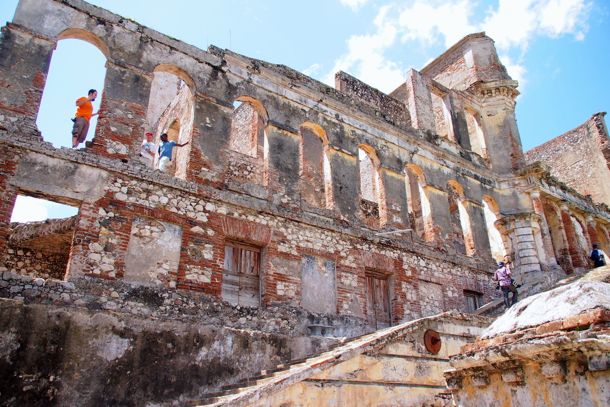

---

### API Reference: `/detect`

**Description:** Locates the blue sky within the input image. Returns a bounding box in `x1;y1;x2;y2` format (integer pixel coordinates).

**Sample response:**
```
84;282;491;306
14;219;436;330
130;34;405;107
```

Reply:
1;0;608;221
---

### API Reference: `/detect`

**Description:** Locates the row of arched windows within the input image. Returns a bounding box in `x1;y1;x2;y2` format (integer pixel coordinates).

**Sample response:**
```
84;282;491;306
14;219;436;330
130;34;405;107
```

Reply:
37;32;507;259
226;98;507;259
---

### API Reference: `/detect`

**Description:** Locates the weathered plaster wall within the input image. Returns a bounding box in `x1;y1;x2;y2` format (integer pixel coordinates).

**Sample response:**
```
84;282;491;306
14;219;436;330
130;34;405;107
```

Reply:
0;297;336;407
239;314;490;407
446;268;610;407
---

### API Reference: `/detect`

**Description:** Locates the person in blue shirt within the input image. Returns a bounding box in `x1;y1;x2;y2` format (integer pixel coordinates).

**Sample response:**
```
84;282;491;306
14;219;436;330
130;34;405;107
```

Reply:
157;133;189;172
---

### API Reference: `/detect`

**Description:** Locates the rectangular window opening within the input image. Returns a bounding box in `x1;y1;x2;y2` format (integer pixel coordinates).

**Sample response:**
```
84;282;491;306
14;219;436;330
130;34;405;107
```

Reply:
365;269;392;330
464;290;483;313
222;241;261;307
8;194;80;280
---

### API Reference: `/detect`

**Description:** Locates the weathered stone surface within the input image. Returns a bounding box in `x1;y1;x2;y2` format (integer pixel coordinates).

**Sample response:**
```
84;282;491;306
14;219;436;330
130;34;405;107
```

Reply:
0;1;608;405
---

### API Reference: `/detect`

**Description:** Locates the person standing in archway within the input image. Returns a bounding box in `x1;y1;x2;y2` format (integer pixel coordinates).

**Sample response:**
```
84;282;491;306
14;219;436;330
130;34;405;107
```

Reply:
157;133;189;173
71;89;98;148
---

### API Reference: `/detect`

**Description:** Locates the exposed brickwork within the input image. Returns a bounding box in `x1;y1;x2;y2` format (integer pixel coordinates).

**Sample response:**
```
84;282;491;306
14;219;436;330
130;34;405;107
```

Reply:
525;113;610;207
0;1;609;405
0;0;607;366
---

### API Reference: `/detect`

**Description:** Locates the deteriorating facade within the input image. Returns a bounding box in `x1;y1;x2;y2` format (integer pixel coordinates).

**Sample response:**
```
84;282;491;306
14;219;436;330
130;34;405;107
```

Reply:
0;0;609;405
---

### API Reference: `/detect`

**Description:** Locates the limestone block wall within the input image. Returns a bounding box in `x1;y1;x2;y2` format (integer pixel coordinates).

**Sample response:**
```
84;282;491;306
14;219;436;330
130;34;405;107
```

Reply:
0;140;497;325
3;247;68;280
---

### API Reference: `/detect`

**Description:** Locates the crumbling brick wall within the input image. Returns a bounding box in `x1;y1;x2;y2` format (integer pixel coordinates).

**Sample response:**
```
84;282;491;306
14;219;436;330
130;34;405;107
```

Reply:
0;0;608;336
525;113;610;207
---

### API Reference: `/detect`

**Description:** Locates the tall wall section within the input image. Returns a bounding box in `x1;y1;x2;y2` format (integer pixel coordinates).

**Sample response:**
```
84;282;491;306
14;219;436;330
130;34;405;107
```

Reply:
0;0;609;404
525;113;610;207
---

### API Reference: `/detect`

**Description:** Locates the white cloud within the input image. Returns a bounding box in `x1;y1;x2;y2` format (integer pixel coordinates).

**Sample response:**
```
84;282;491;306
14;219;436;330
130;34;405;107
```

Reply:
483;0;591;51
325;5;404;92
11;196;48;223
339;0;370;11
326;0;592;95
539;0;590;39
301;63;322;77
397;0;477;47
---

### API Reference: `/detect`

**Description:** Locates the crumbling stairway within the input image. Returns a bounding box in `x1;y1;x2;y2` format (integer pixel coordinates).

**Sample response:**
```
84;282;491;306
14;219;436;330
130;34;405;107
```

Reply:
184;333;367;406
176;311;489;407
475;265;576;317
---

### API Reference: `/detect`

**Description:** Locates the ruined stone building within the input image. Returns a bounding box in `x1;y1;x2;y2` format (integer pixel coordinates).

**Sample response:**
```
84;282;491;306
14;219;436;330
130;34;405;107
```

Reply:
0;0;608;405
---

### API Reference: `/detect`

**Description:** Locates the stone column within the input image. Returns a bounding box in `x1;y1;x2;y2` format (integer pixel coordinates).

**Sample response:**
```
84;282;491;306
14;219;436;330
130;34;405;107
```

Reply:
473;81;524;175
497;214;543;286
530;191;558;267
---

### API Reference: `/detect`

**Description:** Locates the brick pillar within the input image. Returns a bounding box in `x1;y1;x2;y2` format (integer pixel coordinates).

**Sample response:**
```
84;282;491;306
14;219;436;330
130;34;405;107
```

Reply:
0;24;55;138
0;146;21;263
586;216;599;246
559;204;586;270
87;61;151;160
530;191;558;267
66;199;133;281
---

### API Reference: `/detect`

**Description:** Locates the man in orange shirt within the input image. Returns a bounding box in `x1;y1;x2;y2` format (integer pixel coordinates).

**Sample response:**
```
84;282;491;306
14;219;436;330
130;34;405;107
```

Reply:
71;89;98;148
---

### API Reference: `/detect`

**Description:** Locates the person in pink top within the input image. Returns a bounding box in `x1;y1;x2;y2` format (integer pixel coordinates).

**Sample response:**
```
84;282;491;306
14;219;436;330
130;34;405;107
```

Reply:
494;261;518;309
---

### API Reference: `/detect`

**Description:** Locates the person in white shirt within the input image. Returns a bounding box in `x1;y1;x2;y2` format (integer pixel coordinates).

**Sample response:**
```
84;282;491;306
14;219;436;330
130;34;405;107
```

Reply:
139;132;155;168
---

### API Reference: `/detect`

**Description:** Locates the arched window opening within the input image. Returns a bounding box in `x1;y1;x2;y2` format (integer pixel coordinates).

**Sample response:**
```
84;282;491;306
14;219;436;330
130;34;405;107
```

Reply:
359;147;378;202
37;37;106;148
358;145;387;226
543;202;573;272
300;123;332;209
595;224;610;254
145;67;195;180
226;96;269;186
465;108;487;158
447;181;475;255
7;194;79;281
571;215;590;260
482;196;506;261
230;101;259;157
430;89;454;142
229;96;268;157
405;164;432;241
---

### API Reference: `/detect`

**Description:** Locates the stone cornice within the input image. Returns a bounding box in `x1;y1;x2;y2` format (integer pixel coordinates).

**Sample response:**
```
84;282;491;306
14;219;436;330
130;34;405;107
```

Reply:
470;80;520;102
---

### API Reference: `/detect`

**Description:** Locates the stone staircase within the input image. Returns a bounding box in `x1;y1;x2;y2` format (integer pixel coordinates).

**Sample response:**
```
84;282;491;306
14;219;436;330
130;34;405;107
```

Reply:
174;311;489;407
183;332;367;406
475;265;576;317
